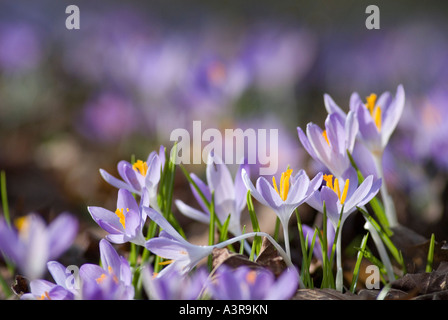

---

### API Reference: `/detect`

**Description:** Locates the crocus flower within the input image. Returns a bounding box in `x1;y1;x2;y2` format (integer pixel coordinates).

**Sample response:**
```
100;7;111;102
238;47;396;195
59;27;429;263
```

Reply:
0;213;78;280
306;168;381;291
144;206;296;278
99;145;165;211
352;85;405;157
87;188;147;246
207;265;299;300
175;153;249;237
21;261;79;300
144;206;215;277
142;265;209;300
297;111;359;181
79;239;134;300
241;167;322;258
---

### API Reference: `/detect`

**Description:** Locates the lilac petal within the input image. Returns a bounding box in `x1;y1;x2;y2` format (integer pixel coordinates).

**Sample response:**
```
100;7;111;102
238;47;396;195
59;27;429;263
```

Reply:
29;279;56;296
47;261;69;287
99;239;122;275
49;285;74;300
305;190;323;213
285;172;309;205
80;264;105;283
175;200;210;224
0;218;23;264
266;268;299;299
349;92;363;112
324;93;346;124
105;234;127;244
357;177;382;208
325;113;346;155
144;237;190;260
256;176;283;209
143;207;185;243
213;266;243;300
381;85;405;147
297;126;318;160
343;175;374;211
241;169;272;208
145;154;162;188
306;123;332;168
122;162;144;192
47;213;78;260
24;215;49;279
116;189;139;213
119;255;132;286
345;111;359;153
234;162;250;213
88;206;124;234
306;172;324;198
320;187;341;227
99;168;135;192
190;173;212;213
355;103;382;150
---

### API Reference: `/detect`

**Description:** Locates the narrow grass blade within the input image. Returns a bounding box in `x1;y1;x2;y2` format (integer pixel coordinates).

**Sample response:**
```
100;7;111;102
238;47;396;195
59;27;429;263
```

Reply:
350;232;370;293
426;233;436;273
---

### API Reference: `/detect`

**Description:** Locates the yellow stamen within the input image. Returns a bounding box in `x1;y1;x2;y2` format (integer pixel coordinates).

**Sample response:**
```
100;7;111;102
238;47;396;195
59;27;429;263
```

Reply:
38;291;51;300
96;273;107;284
365;93;382;131
272;169;293;201
14;216;29;233
132;160;148;176
323;175;350;205
322;130;330;145
158;259;175;266
115;208;126;229
246;270;257;285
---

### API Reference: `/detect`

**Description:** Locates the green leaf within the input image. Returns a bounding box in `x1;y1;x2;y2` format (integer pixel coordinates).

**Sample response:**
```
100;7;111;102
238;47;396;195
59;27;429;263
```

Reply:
350;232;370;293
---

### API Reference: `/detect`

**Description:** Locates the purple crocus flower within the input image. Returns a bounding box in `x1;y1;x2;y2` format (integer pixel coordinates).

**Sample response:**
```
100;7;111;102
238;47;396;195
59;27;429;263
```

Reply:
88;188;147;246
99;146;165;211
144;206;215;277
241;168;322;258
143;265;209;300
297;111;359;181
306;168;381;291
0;213;78;280
207;265;299;300
175;153;249;237
306;169;381;230
79;239;134;300
352;85;405;157
21;261;78;300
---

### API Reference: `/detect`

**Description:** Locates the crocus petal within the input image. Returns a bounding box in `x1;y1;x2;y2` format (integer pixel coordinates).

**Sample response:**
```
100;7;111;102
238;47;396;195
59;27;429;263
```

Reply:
349;92;363;112
143;207;185;243
306;123;332;169
145;237;191;260
256;176;283;209
99;239;122;275
297;126;319;161
355;103;382;151
320;187;341;228
175;200;210;224
343;175;374;211
241;169;272;208
190;173;212;213
47;261;69;287
324;93;346;123
47;213;78;260
24;215;49;279
145;154;162;188
116;189;139;214
381;85;405;148
88;206;124;234
234;162;250;213
265;268;299;299
100;168;136;193
285;171;309;205
121;162;144;192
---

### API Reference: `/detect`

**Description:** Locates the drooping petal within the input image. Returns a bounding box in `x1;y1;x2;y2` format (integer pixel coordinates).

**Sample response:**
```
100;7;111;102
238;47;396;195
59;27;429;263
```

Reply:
175;200;210;224
143;207;185;243
99;168;136;193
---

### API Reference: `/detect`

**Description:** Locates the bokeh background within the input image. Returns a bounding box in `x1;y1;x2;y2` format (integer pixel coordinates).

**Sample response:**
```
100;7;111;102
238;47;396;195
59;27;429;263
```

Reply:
1;0;448;243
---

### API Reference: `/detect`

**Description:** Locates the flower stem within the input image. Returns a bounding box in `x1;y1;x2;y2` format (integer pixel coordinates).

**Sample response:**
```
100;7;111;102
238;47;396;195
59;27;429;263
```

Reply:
373;153;398;228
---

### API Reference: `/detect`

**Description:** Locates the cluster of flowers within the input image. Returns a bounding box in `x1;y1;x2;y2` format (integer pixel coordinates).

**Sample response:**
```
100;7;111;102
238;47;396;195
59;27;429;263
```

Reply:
0;85;405;299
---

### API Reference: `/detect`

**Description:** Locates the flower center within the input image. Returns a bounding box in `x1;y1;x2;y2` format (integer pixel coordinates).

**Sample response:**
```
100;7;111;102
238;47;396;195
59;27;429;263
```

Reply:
114;208;128;229
365;93;382;131
323;174;349;205
132;160;148;176
272;169;293;201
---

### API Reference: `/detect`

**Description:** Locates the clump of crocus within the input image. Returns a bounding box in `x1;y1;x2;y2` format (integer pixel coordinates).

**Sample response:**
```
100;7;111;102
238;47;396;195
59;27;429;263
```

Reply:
175;153;250;238
0;213;78;280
